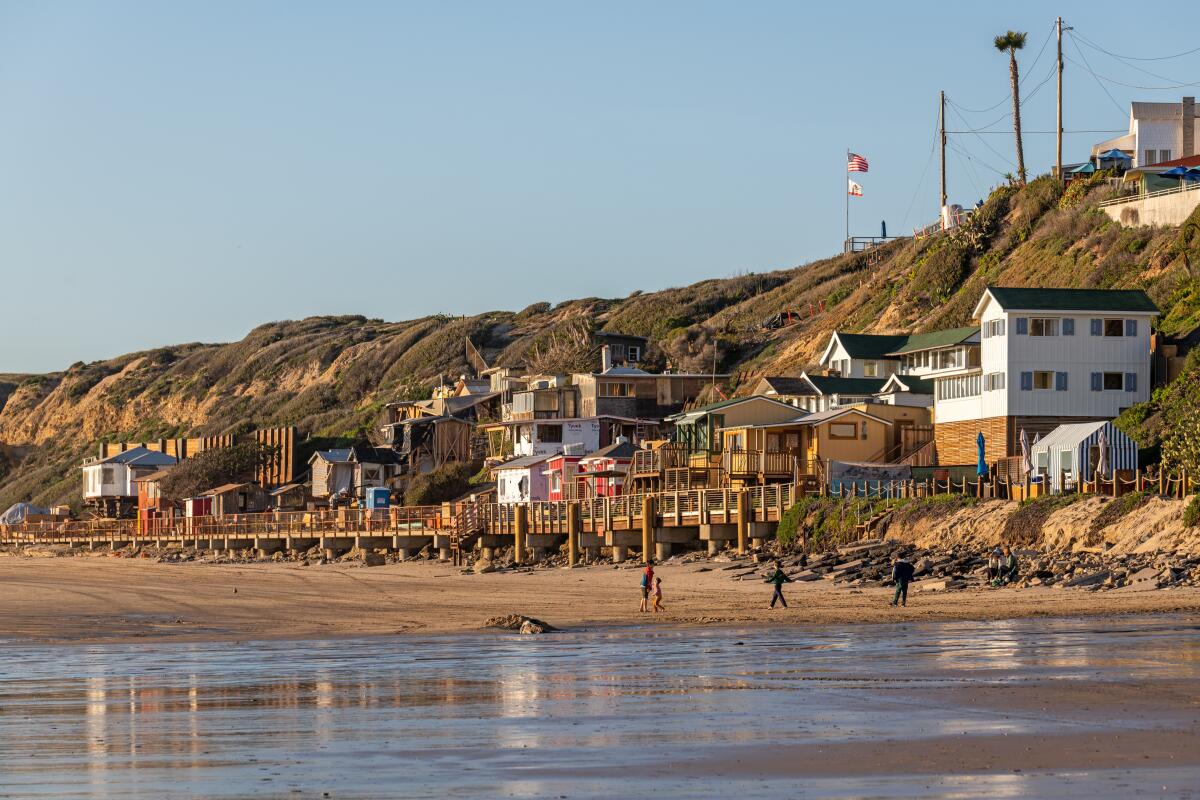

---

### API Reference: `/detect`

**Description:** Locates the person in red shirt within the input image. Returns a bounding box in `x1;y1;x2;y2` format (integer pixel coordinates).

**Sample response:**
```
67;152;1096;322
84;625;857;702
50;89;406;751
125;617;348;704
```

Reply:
639;563;655;612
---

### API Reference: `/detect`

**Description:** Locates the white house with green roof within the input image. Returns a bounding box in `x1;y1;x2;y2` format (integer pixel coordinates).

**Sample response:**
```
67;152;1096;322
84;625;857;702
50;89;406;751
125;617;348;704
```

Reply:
933;286;1158;463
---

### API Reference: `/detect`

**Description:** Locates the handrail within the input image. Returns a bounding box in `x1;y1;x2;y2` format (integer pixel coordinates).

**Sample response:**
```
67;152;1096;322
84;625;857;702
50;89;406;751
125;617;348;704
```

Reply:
1097;180;1200;208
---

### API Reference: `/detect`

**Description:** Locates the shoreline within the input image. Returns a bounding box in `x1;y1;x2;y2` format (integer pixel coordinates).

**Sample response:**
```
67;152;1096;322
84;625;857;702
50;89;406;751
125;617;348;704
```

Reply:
3;554;1199;647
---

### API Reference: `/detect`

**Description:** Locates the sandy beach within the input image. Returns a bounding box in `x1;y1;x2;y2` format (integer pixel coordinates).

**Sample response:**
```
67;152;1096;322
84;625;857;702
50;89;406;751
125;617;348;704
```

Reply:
2;553;1199;645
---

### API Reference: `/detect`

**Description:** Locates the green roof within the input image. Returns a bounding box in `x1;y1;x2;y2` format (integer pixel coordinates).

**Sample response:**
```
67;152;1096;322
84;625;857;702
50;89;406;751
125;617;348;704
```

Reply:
805;375;887;395
665;395;791;422
984;286;1158;314
882;375;936;395
887;326;979;355
833;332;910;360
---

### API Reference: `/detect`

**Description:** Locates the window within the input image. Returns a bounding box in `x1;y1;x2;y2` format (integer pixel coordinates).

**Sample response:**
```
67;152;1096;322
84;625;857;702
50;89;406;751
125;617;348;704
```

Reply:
1161;149;1171;163
936;349;963;370
984;372;1005;391
1030;318;1059;336
1144;149;1156;166
627;346;641;363
984;319;1005;338
1103;318;1124;337
1103;372;1124;391
863;361;879;377
921;351;930;368
599;381;634;397
829;422;857;439
537;424;563;443
935;374;981;401
1033;371;1054;390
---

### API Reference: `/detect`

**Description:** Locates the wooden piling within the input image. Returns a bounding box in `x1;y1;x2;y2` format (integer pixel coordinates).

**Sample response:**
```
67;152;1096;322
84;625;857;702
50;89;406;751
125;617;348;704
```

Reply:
641;496;655;564
567;502;580;567
514;504;528;565
736;489;749;555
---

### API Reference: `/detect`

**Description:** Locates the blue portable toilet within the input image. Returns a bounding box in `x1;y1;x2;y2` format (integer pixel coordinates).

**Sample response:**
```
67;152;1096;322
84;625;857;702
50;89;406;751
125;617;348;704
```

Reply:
365;487;391;510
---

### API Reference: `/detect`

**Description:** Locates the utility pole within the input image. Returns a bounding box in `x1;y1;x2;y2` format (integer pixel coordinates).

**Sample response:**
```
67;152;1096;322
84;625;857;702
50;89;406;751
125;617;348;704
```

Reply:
1056;16;1064;184
939;90;947;212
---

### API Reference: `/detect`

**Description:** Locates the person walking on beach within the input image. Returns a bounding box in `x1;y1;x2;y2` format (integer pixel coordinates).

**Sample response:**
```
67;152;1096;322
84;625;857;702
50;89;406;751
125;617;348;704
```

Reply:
890;555;915;607
639;563;655;612
765;561;792;609
652;577;664;612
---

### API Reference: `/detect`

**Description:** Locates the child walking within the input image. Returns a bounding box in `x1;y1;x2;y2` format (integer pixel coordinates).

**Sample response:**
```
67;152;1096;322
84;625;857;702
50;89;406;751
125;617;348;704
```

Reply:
652;576;664;612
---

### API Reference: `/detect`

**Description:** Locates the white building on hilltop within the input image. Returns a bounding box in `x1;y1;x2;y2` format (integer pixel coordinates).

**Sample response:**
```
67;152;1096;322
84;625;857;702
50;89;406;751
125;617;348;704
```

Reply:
1092;96;1196;167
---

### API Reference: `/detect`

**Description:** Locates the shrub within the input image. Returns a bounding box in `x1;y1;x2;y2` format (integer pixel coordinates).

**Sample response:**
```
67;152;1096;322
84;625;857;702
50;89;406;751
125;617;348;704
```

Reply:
404;461;483;506
1184;494;1200;529
158;441;279;500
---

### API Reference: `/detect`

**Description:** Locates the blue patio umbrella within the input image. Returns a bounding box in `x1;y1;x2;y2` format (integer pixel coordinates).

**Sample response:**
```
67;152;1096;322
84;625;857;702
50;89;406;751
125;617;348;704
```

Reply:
976;431;988;478
1097;149;1130;162
1157;165;1197;188
1070;162;1096;174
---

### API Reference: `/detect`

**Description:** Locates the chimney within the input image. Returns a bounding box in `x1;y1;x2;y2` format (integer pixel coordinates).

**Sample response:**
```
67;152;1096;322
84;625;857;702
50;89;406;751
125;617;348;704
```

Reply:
1184;96;1196;157
601;344;612;372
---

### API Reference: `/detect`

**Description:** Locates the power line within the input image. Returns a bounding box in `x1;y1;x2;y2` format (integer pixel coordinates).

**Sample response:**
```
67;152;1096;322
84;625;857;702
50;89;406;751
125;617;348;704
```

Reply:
1067;37;1126;115
1067;31;1200;62
946;129;1125;134
946;103;1017;169
946;56;1058;133
949;140;1009;178
1071;31;1200;88
950;22;1057;114
1064;50;1200;91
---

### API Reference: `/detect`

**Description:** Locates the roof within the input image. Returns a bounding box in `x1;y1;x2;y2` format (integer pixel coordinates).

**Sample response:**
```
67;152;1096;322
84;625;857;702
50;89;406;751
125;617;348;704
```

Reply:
352;445;402;465
886;326;980;355
756;376;813;396
1131;101;1200;121
1029;420;1129;453
879;374;935;395
720;406;890;431
493;454;553;470
1127;154;1200;174
975;286;1159;316
133;467;174;483
828;332;910;360
202;482;255;496
803;374;888;396
309;448;353;464
580;440;639;461
600;366;650;376
799;407;893;427
91;447;179;469
269;483;306;496
594;330;649;343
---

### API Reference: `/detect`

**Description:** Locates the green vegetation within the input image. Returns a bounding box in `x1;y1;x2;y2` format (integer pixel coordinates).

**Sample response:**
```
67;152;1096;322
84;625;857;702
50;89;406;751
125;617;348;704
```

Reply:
1184;494;1200;529
403;461;484;506
157;442;278;500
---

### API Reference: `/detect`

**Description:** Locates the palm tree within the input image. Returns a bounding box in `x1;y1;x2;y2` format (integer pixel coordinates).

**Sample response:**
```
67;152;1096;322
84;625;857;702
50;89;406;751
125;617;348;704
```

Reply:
994;30;1028;185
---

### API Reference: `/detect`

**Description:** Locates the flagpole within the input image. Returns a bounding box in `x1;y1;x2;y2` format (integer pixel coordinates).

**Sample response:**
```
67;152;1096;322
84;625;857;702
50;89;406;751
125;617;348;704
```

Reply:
844;149;849;250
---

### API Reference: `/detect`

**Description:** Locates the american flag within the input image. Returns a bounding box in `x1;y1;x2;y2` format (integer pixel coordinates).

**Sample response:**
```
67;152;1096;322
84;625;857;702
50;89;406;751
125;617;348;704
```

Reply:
848;179;863;197
847;152;869;173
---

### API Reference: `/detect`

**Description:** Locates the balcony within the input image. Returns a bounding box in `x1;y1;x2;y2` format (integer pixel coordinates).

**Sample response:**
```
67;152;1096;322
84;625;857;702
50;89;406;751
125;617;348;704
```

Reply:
722;450;797;478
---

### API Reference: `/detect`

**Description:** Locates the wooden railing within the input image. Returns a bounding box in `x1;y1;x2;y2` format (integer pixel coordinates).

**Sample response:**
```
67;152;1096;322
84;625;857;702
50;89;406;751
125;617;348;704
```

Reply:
721;450;795;476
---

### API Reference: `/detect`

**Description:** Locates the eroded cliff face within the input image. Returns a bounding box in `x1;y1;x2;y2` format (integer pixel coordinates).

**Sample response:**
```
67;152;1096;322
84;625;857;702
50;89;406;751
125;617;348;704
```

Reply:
3;175;1197;509
884;497;1200;556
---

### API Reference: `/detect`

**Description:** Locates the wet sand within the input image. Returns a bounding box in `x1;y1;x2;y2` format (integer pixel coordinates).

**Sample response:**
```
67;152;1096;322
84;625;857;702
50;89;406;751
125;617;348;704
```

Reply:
1;554;1199;645
1;617;1198;798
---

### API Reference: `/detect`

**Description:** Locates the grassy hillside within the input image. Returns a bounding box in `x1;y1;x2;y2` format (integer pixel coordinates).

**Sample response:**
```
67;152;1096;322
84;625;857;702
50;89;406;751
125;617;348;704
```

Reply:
3;172;1199;510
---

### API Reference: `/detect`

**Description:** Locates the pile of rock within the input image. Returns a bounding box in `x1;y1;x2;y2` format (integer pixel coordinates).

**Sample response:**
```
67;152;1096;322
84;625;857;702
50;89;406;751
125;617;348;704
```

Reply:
722;538;1200;593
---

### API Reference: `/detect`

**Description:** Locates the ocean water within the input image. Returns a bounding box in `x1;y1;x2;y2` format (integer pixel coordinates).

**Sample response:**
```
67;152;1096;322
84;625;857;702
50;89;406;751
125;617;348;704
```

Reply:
1;616;1198;799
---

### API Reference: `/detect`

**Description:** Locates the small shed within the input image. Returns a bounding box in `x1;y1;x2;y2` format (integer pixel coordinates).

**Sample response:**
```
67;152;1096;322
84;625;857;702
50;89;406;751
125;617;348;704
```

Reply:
309;449;354;498
1030;420;1138;493
202;482;270;517
269;483;309;511
494;454;552;504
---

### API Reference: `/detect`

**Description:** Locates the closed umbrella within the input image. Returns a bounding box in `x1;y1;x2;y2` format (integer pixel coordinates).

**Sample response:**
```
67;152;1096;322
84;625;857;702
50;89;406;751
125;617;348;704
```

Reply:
976;431;988;478
1096;426;1110;480
1020;429;1032;479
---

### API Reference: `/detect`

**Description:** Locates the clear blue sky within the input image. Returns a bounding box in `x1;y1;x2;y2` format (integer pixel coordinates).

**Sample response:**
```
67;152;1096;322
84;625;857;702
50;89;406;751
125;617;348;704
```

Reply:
3;0;1197;372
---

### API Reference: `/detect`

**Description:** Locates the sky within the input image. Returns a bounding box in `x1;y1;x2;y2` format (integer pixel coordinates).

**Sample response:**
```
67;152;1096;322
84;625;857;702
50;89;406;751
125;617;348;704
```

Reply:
3;0;1199;372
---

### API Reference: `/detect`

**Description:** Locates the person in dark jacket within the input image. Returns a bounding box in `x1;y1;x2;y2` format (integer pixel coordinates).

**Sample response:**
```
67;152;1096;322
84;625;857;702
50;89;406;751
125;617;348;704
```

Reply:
765;561;793;609
890;556;915;607
999;546;1019;585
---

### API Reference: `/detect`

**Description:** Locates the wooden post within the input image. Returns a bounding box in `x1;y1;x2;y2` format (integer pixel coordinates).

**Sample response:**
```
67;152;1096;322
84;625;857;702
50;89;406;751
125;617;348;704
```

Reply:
514;504;528;565
641;496;655;565
1160;468;1165;496
736;489;749;555
567;502;580;567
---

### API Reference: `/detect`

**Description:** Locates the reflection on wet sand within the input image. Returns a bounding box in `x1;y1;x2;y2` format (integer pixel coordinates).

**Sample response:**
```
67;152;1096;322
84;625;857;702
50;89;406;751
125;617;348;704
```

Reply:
1;616;1199;798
